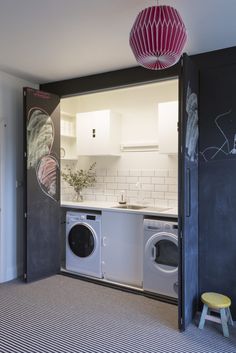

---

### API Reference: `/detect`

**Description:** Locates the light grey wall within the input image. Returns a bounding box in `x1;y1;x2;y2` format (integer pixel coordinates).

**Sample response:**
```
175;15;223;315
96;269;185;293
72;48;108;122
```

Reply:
0;71;38;282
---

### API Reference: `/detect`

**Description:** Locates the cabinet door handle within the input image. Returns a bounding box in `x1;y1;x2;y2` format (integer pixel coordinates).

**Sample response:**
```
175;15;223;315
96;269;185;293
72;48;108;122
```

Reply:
102;237;107;247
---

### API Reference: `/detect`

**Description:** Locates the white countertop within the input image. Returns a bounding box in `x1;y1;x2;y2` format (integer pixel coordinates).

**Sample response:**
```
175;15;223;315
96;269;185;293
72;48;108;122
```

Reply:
61;200;178;218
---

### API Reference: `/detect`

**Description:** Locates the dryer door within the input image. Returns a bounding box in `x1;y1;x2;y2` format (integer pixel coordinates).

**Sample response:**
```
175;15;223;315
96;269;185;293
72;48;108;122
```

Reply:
146;232;178;273
68;223;96;258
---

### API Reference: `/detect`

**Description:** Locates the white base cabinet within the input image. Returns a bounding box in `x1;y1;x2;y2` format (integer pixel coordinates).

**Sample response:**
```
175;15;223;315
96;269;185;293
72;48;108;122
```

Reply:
102;211;143;288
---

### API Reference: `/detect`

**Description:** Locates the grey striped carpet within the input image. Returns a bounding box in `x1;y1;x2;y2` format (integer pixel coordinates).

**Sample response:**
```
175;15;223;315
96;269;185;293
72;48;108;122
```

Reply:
0;275;235;353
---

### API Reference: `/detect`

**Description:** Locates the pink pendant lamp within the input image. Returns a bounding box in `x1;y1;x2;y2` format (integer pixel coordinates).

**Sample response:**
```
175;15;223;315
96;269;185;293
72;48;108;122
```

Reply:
129;4;187;70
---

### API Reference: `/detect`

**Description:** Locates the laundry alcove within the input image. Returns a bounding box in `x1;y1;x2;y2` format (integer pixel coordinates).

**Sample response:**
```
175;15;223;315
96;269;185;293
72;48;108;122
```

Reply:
23;53;199;332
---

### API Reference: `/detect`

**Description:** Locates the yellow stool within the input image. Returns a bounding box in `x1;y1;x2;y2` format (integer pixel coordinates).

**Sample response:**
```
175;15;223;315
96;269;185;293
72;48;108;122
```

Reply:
198;292;234;337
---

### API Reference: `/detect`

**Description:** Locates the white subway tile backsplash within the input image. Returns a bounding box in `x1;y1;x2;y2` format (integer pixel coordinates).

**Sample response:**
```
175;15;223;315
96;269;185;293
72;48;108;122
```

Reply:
140;176;151;184
168;169;178;177
155;199;168;207
141;170;155;177
143;198;154;205
104;176;115;183
106;183;117;190
61;166;178;205
170;200;178;206
83;194;95;201
141;191;151;198
96;195;107;201
97;168;107;176
94;183;104;190
165;177;177;185
141;184;154;191
165;192;178;200
105;190;115;195
106;169;117;176
168;200;178;208
152;191;165;199
106;195;118;202
117;183;129;190
116;176;126;183
168;184;178;192
96;176;104;183
154;184;168;192
155;169;168;177
118;170;129;177
129;169;141;176
126;176;139;183
152;177;165;184
127;190;138;197
129;183;140;191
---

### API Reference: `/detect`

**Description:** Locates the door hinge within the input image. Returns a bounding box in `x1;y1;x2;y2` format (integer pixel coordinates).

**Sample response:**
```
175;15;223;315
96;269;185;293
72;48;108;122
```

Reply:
24;273;27;280
24;212;27;219
24;152;27;158
180;317;183;325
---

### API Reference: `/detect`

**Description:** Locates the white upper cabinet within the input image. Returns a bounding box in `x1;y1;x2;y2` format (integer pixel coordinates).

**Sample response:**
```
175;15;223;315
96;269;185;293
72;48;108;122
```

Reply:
158;101;178;154
76;109;121;156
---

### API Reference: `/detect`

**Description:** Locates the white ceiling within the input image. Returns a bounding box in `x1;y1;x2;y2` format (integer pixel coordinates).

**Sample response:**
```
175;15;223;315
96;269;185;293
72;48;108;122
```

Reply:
0;0;236;84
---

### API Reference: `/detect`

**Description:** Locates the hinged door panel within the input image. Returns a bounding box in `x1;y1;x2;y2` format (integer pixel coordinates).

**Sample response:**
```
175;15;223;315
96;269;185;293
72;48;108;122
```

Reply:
178;54;199;330
24;87;61;282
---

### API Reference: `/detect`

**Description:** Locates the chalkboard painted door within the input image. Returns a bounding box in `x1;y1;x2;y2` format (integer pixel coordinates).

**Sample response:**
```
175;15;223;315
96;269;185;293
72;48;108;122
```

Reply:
178;54;199;330
23;87;61;282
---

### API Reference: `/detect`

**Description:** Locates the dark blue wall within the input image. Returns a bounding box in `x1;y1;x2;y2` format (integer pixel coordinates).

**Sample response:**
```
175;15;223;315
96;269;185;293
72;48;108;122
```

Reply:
195;50;236;317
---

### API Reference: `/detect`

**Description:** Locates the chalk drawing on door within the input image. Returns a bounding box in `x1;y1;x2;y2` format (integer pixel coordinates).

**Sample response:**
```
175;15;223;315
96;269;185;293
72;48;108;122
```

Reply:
27;108;54;169
185;82;199;162
200;109;236;161
36;155;59;202
27;107;59;201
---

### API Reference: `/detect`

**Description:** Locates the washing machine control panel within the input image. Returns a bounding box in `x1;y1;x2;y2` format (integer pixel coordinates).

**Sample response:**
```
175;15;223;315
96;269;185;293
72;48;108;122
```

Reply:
66;212;99;224
143;218;178;234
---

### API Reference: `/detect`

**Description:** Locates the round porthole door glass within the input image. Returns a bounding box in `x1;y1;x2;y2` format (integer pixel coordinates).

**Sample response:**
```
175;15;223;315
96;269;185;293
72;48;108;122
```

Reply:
154;239;178;269
68;224;95;258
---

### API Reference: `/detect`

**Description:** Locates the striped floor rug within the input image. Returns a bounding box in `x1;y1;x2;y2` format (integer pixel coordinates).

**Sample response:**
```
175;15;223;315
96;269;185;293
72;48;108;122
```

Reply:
0;275;235;353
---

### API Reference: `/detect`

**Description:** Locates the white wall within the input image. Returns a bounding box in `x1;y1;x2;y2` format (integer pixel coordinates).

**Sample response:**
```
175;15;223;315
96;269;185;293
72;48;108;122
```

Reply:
0;71;38;283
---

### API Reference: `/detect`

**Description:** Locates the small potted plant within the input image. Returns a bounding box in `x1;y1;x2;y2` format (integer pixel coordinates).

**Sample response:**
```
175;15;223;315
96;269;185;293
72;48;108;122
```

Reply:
61;162;96;201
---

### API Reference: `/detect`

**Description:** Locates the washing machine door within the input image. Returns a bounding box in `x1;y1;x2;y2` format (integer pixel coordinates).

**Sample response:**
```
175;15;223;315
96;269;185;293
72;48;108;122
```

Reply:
146;232;178;273
68;223;96;258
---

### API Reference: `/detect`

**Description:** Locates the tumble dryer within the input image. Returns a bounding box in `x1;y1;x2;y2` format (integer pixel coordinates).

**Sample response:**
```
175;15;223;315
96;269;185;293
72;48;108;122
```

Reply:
66;211;102;278
143;218;178;298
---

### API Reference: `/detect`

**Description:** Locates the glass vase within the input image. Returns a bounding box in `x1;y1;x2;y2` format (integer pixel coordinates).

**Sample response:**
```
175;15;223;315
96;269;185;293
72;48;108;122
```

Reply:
74;190;83;202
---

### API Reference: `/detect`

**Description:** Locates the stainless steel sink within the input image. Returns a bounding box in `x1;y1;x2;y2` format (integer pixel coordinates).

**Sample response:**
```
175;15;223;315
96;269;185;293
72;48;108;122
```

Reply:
112;204;147;210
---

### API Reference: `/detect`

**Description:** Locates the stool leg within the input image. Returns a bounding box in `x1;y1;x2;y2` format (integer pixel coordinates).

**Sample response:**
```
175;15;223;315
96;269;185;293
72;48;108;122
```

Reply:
199;304;208;329
226;308;234;326
220;308;229;337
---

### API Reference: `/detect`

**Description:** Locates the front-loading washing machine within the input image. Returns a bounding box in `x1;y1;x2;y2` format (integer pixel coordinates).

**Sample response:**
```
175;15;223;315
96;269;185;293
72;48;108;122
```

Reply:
143;218;178;298
66;211;102;278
